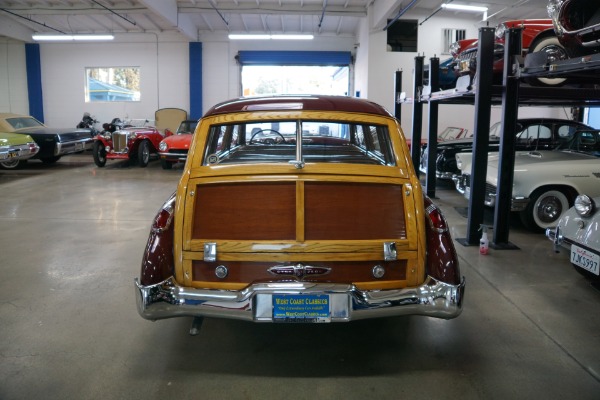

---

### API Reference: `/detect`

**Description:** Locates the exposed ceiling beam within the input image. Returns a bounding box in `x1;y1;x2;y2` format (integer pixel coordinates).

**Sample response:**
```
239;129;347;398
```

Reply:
0;13;35;42
140;0;197;39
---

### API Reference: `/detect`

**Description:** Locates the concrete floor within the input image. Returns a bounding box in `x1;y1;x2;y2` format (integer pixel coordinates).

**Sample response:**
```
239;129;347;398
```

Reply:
1;153;599;400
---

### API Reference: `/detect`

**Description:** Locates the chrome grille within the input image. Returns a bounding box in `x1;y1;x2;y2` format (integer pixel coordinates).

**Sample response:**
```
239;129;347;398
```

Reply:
458;49;477;63
112;132;128;152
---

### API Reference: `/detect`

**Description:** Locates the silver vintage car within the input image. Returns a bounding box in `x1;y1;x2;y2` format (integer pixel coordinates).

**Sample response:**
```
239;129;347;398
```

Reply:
454;149;600;232
547;195;600;280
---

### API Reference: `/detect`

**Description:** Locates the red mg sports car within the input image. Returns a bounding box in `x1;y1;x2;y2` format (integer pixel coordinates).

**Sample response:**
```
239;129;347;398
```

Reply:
93;119;168;168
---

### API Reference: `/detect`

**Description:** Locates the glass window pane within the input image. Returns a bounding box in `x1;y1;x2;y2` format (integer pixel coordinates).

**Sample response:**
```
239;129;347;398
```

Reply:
85;67;140;102
203;120;395;166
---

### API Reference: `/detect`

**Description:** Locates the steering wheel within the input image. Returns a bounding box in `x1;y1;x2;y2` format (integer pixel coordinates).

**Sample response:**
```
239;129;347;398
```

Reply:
249;129;286;144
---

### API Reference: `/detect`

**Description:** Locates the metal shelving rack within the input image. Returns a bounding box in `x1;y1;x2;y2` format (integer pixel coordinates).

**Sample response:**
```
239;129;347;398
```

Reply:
403;26;600;249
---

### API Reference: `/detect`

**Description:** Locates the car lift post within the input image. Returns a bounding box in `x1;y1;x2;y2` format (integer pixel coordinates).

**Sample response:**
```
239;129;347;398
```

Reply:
425;56;440;198
411;55;425;173
492;28;521;249
458;27;495;246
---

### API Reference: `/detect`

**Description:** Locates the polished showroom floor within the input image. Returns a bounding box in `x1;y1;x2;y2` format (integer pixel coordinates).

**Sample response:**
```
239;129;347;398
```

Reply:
1;153;599;399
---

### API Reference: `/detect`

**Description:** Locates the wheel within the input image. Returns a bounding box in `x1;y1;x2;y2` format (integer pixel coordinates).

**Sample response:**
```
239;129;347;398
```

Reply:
161;159;173;169
520;188;570;232
92;141;107;167
526;36;569;86
138;140;150;167
0;158;22;169
249;129;285;144
40;156;61;164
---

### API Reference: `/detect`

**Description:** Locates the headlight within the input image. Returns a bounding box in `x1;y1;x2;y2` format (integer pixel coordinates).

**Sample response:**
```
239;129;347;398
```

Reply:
449;41;461;57
159;141;168;151
495;23;507;40
547;0;564;19
574;194;595;217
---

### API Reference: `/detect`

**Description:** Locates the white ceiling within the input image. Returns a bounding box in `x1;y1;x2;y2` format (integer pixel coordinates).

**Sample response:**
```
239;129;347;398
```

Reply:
0;0;553;42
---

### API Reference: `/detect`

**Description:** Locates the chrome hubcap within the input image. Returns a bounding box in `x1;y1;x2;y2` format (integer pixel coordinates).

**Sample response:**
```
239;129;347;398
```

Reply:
537;196;563;224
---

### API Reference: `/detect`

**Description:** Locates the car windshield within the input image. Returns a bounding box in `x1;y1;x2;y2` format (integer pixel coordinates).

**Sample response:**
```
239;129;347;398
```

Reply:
203;120;395;166
6;117;44;130
178;121;198;135
439;127;468;140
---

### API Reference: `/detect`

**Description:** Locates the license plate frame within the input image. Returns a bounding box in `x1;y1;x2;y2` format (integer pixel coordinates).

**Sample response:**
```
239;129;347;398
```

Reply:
272;294;331;323
570;244;600;275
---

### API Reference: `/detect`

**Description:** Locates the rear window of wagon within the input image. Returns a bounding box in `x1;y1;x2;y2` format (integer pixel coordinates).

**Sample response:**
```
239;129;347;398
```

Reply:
202;120;396;166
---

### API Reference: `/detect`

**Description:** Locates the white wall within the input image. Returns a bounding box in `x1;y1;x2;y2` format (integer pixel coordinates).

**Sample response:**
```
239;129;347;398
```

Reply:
0;13;570;130
199;32;357;113
0;38;29;114
0;33;190;128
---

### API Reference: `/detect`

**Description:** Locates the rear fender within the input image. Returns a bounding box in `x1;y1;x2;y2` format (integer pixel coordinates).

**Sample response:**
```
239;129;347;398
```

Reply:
140;193;176;285
424;196;461;285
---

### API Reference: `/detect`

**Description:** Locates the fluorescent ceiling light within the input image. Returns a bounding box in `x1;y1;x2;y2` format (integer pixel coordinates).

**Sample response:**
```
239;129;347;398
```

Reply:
228;34;271;40
271;34;314;40
441;4;488;12
228;34;314;40
32;34;115;41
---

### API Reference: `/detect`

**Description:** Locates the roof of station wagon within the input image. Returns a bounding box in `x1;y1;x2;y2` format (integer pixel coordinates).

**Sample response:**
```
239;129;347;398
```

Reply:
204;95;394;118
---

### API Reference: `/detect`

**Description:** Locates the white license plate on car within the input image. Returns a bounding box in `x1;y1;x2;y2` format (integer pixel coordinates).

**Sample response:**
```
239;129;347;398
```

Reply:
570;244;600;275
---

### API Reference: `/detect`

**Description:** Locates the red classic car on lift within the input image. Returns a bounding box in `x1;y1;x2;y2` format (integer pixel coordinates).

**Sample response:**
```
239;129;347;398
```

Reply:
452;19;569;86
92;118;169;167
548;0;600;56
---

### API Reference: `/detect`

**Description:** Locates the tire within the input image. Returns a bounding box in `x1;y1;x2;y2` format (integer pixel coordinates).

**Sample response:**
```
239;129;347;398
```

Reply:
527;36;569;87
40;156;61;164
138;140;150;167
0;159;22;169
160;159;173;170
520;188;571;232
92;141;107;167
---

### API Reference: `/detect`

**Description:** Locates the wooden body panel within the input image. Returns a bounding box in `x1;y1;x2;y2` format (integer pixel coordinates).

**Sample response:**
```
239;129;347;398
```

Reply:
172;109;426;290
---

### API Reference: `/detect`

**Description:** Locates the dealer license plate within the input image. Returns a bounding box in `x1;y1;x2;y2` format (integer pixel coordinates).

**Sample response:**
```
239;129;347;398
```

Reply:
272;294;331;322
570;244;600;275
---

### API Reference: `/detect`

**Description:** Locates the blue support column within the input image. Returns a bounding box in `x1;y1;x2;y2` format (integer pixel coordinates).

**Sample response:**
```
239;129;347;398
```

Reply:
189;42;203;120
25;43;44;122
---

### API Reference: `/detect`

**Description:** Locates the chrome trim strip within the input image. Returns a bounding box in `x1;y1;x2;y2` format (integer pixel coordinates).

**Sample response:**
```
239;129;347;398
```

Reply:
134;275;465;322
55;138;94;155
159;151;188;161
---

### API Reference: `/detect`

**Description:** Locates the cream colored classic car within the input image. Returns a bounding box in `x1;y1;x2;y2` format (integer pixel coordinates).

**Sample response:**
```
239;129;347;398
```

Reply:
134;95;465;333
454;149;600;231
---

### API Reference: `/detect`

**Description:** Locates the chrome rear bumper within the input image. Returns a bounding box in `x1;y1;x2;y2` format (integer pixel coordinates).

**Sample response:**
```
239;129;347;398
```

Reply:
134;275;465;322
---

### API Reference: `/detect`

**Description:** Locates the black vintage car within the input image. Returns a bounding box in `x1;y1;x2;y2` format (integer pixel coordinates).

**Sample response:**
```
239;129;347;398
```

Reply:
420;118;591;179
0;113;94;168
